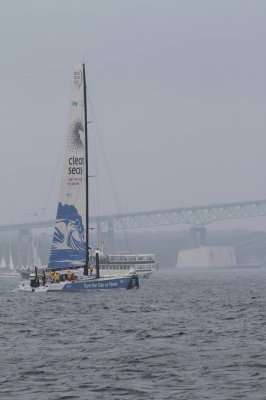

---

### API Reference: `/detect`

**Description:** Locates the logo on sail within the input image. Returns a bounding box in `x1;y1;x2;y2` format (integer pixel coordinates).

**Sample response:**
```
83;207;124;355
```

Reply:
67;119;84;152
73;69;82;88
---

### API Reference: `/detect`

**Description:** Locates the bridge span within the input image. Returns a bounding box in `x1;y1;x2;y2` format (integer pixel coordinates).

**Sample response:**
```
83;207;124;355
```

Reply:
1;199;266;233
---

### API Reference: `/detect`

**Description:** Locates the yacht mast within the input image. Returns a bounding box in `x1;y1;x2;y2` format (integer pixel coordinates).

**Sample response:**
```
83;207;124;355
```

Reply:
83;63;89;275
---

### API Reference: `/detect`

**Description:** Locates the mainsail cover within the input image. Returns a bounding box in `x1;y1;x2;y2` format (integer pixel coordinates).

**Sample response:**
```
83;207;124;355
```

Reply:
48;65;87;270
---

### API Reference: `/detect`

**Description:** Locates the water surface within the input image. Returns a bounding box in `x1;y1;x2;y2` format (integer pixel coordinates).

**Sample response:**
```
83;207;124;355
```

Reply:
0;267;265;399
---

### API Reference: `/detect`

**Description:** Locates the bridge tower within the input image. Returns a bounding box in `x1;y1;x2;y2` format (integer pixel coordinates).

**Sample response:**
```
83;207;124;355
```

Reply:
190;226;207;247
100;221;115;253
17;228;31;267
177;226;236;268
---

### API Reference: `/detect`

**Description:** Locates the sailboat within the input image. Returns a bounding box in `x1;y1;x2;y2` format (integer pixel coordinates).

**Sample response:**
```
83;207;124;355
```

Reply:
18;64;139;292
0;256;7;270
20;233;44;279
0;228;20;278
6;242;20;277
0;256;7;274
27;234;42;267
0;251;20;277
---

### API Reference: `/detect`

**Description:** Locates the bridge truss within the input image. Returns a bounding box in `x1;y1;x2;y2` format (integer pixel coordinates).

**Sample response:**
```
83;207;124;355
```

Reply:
1;200;266;233
100;199;266;230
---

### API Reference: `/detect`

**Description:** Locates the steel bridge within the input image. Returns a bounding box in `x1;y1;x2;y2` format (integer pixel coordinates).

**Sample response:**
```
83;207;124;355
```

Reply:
1;199;266;233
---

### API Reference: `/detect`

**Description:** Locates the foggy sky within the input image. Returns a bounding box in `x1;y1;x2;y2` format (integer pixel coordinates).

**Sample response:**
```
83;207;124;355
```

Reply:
1;0;266;231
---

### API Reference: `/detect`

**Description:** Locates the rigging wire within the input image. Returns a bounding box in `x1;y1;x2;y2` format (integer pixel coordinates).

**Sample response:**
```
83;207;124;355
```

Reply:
92;127;100;249
86;86;131;252
34;143;65;255
86;119;101;250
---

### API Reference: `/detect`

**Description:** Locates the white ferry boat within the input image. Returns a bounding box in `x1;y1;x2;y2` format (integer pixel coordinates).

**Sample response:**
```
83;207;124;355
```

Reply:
96;253;157;278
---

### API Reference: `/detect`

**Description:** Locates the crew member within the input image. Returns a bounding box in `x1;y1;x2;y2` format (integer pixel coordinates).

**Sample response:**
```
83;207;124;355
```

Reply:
41;270;46;286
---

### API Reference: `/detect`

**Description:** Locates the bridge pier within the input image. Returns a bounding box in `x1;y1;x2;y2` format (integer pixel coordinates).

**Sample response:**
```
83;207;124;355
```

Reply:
100;221;115;253
190;226;207;247
177;226;237;267
17;229;31;267
107;221;115;252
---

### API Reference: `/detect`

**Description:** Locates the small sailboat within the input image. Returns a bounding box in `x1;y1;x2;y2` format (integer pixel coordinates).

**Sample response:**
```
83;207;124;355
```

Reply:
0;227;20;278
28;234;42;268
9;251;14;271
20;233;43;279
0;256;7;270
6;247;20;277
0;252;20;277
19;64;139;292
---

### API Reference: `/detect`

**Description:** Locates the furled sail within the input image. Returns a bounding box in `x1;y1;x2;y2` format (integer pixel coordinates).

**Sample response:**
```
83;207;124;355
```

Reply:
48;65;87;270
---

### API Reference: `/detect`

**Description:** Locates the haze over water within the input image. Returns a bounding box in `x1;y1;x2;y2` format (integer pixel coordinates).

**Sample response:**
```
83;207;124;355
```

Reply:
1;267;265;400
1;1;266;232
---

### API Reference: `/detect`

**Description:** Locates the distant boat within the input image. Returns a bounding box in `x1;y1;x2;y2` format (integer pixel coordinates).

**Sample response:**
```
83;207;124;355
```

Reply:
0;256;7;270
19;64;139;292
96;252;156;278
0;252;20;278
9;251;14;271
26;233;42;268
20;234;43;279
0;224;20;278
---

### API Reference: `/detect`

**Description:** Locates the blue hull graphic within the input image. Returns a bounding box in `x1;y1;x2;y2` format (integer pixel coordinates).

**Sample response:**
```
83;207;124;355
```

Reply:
61;276;138;291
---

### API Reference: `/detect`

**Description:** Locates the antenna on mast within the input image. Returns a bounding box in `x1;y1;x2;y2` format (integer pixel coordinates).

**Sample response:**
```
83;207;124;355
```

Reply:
82;52;88;65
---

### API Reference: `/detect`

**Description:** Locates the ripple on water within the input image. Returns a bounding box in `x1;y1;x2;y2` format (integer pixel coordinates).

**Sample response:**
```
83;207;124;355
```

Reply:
0;268;266;400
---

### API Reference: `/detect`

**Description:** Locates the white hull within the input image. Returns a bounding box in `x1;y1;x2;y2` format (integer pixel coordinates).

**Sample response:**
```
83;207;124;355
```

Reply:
100;268;153;279
0;271;20;278
134;269;153;278
18;281;66;292
18;274;138;292
18;282;50;292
